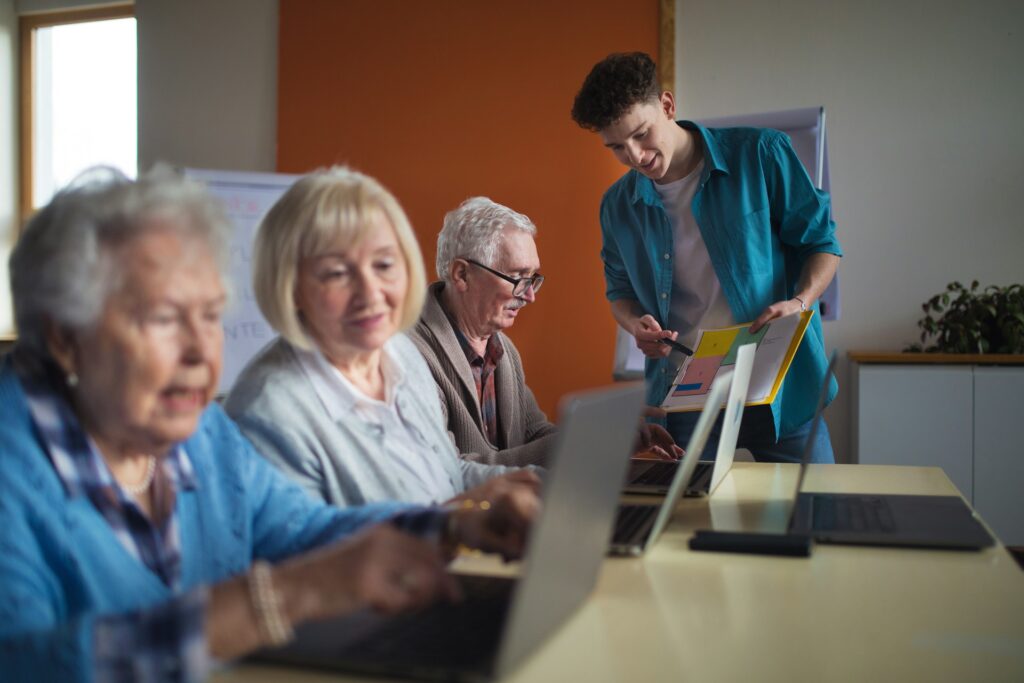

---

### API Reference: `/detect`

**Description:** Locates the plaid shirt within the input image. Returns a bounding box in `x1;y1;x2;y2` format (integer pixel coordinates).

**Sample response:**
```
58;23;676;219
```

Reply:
441;306;506;448
21;372;193;591
460;333;504;447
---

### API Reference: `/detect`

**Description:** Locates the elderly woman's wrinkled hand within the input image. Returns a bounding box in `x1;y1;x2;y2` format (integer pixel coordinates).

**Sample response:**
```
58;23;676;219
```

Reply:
447;484;540;561
275;524;461;624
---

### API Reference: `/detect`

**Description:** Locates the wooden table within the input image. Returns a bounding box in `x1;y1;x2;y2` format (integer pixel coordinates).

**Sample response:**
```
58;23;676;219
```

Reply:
215;463;1024;682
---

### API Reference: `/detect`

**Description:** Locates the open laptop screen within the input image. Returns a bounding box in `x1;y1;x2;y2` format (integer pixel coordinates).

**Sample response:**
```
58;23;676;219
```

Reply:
785;350;838;531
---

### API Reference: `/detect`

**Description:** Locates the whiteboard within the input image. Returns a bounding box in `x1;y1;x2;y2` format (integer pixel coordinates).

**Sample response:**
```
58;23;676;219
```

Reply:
613;107;838;380
184;168;300;393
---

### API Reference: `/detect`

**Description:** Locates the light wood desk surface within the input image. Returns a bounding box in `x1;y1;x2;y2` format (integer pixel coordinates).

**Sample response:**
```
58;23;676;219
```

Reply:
216;464;1024;682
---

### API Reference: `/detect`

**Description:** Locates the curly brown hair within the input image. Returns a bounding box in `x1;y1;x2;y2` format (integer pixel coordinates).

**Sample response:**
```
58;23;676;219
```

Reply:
571;52;661;131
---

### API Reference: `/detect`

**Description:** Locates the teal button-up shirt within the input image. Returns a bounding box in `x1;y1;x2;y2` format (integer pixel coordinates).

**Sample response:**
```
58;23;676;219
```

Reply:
599;121;842;437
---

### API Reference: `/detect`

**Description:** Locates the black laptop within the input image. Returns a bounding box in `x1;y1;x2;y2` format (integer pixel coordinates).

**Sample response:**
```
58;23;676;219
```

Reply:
252;383;647;681
787;353;995;550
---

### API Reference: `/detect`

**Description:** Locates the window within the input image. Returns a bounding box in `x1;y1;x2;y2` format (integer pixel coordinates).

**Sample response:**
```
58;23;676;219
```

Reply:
19;4;136;219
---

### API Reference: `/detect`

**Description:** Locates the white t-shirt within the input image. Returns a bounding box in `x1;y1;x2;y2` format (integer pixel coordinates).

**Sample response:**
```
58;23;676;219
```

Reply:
296;344;459;503
654;160;736;348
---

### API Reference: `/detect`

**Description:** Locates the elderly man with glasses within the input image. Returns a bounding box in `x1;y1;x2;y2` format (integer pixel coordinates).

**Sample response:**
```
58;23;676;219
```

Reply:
409;197;557;468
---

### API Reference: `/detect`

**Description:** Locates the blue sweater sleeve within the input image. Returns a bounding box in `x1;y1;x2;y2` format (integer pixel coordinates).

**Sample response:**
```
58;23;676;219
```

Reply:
0;589;209;683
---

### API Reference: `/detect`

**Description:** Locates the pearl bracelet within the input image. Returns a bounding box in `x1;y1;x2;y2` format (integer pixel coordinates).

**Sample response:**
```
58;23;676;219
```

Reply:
248;560;294;647
793;295;808;312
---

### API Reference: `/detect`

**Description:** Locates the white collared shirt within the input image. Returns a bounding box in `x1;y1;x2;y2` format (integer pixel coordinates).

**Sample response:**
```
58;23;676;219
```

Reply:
295;342;459;504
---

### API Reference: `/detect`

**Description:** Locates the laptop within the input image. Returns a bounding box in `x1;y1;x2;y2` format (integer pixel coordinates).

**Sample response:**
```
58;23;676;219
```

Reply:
622;457;711;496
787;353;995;550
609;369;733;556
253;383;647;681
622;343;755;498
707;343;754;495
610;344;756;555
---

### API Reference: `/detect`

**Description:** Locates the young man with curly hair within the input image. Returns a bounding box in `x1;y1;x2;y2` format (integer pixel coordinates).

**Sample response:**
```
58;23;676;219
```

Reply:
571;52;842;463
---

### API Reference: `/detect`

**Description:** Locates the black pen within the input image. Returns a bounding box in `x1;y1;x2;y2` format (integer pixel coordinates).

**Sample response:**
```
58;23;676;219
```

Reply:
659;337;694;357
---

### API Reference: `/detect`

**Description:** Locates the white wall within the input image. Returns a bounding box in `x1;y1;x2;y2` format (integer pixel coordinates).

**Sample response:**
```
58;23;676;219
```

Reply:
136;0;277;172
675;0;1024;462
2;0;279;341
0;0;16;338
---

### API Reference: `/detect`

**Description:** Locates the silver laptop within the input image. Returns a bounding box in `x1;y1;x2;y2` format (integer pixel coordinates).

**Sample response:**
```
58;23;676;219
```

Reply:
708;343;755;495
253;383;647;681
623;344;756;496
610;344;755;555
787;353;995;550
622;446;713;496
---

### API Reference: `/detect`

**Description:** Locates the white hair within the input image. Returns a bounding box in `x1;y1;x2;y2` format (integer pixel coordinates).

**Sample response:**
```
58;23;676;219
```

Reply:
435;197;536;282
10;165;232;372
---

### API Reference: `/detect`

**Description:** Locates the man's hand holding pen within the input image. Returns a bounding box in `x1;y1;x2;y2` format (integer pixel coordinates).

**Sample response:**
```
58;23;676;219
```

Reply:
633;314;678;358
631;314;694;359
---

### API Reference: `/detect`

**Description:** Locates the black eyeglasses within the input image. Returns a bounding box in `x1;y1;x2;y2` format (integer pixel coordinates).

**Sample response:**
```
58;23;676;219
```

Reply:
467;259;545;297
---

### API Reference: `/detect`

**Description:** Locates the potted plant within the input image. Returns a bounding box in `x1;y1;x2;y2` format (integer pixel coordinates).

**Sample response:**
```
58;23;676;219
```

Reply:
906;281;1024;353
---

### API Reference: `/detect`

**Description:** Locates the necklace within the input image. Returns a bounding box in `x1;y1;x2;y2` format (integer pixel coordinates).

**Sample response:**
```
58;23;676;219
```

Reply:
121;455;157;496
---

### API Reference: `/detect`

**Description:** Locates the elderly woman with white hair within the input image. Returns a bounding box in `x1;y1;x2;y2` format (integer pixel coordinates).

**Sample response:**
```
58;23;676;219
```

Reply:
0;168;534;680
224;167;540;507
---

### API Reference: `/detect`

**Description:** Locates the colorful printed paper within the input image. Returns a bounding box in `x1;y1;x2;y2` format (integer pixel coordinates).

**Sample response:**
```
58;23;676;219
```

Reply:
661;311;813;413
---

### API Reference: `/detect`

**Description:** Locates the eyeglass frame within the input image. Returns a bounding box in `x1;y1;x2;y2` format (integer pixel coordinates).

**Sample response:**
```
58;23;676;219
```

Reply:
465;258;545;297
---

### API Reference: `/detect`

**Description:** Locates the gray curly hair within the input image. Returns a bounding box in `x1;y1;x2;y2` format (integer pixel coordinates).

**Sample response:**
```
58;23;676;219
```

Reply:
435;197;536;282
9;165;232;371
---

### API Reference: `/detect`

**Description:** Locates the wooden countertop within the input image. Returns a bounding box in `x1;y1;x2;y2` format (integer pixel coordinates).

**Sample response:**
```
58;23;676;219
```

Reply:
848;351;1024;365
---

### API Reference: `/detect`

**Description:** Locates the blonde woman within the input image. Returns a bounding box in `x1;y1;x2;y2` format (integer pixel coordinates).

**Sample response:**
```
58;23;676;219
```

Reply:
225;167;539;507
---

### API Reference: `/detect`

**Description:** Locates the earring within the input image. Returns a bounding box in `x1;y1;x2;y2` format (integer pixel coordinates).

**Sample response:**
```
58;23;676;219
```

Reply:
67;372;79;388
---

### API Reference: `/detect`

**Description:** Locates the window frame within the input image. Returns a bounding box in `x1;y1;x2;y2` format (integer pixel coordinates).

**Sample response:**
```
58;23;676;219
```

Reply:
18;3;135;225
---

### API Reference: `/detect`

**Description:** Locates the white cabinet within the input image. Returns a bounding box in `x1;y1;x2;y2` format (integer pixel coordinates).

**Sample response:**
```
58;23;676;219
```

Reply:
851;355;1024;545
973;367;1024;548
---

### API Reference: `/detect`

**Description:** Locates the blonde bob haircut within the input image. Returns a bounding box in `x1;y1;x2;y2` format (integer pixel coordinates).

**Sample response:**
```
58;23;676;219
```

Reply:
252;166;427;351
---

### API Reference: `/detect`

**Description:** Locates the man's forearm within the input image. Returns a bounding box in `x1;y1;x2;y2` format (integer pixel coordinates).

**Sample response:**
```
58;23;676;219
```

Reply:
795;253;840;305
609;298;646;334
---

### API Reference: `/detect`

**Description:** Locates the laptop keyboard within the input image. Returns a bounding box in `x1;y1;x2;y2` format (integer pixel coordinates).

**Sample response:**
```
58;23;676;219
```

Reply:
630;461;677;486
339;574;514;670
612;504;658;546
629;461;712;494
811;495;897;534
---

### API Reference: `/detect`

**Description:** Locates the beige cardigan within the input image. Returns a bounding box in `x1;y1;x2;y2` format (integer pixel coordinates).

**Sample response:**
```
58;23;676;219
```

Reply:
408;282;559;467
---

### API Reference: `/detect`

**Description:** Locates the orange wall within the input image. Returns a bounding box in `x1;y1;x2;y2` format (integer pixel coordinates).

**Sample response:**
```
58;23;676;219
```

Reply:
278;0;658;418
